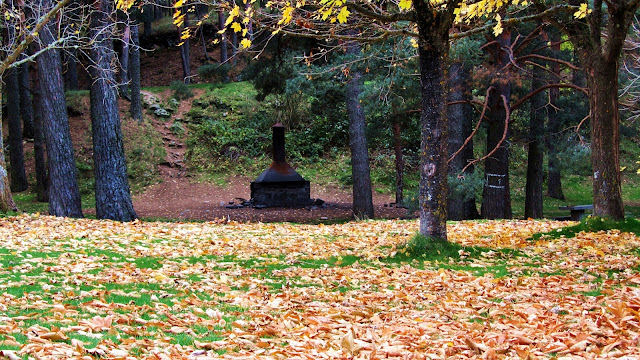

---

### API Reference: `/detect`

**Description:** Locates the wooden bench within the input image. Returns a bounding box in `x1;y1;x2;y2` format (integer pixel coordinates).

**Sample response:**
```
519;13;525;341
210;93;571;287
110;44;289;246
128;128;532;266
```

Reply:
557;205;593;221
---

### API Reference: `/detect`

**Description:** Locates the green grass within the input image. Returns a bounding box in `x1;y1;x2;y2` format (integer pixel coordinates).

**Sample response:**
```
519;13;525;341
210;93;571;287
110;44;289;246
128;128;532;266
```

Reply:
531;217;640;240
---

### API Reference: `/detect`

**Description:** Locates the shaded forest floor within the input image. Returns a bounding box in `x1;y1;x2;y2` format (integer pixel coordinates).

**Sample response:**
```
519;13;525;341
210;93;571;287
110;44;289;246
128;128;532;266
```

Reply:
54;40;410;223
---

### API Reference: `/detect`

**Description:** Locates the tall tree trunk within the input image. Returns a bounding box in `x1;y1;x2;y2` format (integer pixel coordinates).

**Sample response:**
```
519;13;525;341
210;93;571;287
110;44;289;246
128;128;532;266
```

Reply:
18;63;35;139
119;24;131;99
63;50;79;91
414;1;452;240
179;7;191;84
195;5;211;62
547;31;565;200
231;31;238;65
0;82;19;212
5;67;29;192
482;30;512;220
346;44;374;219
392;117;404;206
525;60;546;219
447;61;478;220
218;10;228;63
31;63;49;202
37;14;83;217
583;58;625;219
130;24;143;122
89;0;137;222
143;3;153;39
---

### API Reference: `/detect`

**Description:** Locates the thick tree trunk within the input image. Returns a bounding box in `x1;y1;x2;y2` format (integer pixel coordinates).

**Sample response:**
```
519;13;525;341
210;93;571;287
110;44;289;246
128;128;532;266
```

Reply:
89;0;137;222
392;119;404;206
0;83;19;212
18;63;35;139
129;24;143;122
525;62;546;219
37;19;83;217
143;3;153;39
31;63;49;202
547;31;565;200
482;30;512;220
346;44;374;219
5;67;29;192
584;59;625;219
414;2;451;240
447;61;478;220
63;50;79;91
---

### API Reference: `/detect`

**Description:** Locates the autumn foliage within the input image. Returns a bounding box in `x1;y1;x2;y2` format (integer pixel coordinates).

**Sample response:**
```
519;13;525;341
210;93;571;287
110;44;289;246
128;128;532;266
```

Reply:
1;215;640;358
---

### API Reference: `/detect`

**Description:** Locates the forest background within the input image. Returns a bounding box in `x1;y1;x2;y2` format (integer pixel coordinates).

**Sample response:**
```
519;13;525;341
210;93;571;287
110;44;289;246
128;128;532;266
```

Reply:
0;0;639;228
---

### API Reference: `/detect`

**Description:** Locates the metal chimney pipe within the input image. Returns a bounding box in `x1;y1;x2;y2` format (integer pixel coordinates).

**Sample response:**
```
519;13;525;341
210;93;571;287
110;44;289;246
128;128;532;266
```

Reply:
272;123;286;163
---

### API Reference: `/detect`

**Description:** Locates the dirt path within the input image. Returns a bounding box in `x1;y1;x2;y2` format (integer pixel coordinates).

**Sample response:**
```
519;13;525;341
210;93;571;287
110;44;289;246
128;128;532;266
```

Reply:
132;91;411;223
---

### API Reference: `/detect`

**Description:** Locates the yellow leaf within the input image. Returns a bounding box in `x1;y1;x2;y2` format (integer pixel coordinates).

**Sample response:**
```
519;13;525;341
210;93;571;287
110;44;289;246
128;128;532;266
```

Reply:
240;38;252;48
175;0;184;8
337;6;350;23
493;14;503;36
231;22;242;32
398;0;412;10
574;3;591;19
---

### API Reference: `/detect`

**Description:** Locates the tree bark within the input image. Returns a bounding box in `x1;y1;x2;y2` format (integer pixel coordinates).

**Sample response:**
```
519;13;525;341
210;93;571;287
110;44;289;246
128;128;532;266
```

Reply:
37;16;83;217
119;24;131;99
481;30;512;220
447;61;478;220
89;0;137;222
583;58;625;219
392;118;404;206
129;24;143;122
0;82;19;212
179;7;191;84
546;31;565;200
414;1;453;240
219;10;228;64
525;60;546;219
31;62;50;202
63;50;79;91
18;63;35;139
346;44;374;219
5;67;29;192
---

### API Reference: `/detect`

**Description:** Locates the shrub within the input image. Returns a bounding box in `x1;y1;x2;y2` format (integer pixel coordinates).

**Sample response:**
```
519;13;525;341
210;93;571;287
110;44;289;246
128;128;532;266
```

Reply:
169;81;194;100
198;64;232;83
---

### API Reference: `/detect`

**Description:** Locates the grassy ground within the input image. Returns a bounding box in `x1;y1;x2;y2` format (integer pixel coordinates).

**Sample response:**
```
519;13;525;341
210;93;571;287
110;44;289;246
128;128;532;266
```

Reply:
0;215;639;359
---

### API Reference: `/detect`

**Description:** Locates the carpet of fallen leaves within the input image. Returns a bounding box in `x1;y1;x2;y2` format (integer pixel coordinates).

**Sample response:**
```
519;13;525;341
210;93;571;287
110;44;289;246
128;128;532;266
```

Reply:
1;214;640;360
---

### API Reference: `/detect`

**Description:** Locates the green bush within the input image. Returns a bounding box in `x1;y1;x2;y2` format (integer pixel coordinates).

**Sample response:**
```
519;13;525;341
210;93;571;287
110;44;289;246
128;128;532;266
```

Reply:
197;63;232;83
169;81;194;100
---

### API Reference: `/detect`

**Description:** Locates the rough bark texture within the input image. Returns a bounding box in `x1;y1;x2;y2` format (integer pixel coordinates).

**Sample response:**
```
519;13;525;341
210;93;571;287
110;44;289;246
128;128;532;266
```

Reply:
447;61;478;220
18;63;35;139
179;8;191;84
119;24;131;98
5;67;29;192
524;61;546;219
346;44;374;219
218;10;228;64
392;119;404;205
481;30;512;220
584;58;625;219
37;18;83;217
414;1;453;240
129;24;143;122
0;82;19;212
546;31;565;200
63;50;79;91
90;0;137;222
31;63;50;202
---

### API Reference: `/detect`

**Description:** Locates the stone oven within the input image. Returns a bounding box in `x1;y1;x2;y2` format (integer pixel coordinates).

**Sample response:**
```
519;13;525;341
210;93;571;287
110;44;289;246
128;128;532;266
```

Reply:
250;124;311;207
